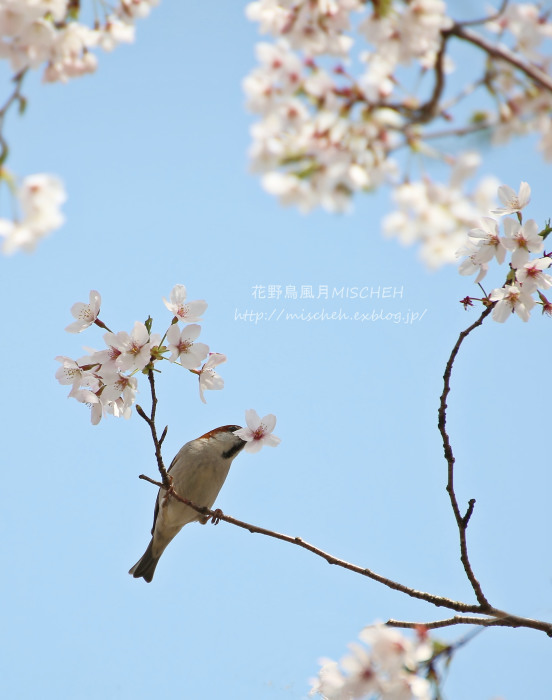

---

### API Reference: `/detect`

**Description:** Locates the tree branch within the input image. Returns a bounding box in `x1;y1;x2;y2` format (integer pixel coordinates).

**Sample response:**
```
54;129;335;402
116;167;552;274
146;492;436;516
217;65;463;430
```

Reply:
0;68;28;165
135;369;170;489
450;24;552;94
137;473;552;635
438;305;493;607
387;615;496;630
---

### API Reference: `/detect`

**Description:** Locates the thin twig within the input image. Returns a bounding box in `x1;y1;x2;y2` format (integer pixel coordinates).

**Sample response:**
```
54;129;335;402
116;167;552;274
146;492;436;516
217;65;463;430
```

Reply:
454;0;509;28
387;611;552;635
135;369;170;488
0;69;28;165
438;305;493;607
450;24;552;94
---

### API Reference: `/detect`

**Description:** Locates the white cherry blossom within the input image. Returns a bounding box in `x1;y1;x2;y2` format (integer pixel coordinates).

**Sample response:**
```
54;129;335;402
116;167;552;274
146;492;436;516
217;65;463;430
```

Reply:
163;284;207;323
65;290;102;333
516;257;552;293
115;321;154;372
501;217;543;268
233;409;281;453
198;352;226;403
489;283;536;322
492;181;531;216
166;323;209;368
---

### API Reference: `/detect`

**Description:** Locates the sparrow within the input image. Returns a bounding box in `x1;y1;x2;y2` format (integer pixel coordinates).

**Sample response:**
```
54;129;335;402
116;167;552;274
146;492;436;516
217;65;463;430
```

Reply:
129;425;246;582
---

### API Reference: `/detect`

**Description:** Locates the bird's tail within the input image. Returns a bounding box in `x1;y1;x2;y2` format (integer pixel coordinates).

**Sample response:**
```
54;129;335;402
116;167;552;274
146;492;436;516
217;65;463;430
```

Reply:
129;539;160;583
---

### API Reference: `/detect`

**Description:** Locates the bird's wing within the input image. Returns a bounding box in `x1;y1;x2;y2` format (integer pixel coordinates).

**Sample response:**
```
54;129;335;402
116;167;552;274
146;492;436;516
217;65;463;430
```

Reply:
151;452;181;534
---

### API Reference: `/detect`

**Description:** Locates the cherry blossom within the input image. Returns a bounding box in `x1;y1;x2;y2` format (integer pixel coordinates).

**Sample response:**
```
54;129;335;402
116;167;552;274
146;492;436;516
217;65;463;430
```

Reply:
501;218;543;268
54;355;96;389
68;385;104;425
0;0;156;82
166;323;209;368
115;321;155;372
515;257;552;293
384;156;498;268
492;181;531;216
97;370;138;419
466;217;506;264
233;409;281;453
310;624;432;700
65;290;102;334
0;173;66;254
489;283;536;322
198;352;226;404
163;284;207;323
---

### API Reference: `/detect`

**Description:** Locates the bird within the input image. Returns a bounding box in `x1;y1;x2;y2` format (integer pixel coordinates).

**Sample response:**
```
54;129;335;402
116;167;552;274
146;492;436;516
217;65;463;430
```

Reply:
129;425;246;582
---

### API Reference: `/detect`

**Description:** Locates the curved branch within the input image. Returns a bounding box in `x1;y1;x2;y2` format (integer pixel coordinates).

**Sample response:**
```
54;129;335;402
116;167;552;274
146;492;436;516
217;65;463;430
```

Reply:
450;24;552;94
138;473;480;612
138;473;552;636
438;305;493;606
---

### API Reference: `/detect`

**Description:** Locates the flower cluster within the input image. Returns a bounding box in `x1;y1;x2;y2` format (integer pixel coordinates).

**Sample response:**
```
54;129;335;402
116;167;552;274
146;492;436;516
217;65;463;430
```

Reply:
484;4;552;161
245;2;552;266
383;152;498;268
0;173;66;254
55;284;227;424
0;0;159;82
457;181;552;322
244;0;453;214
310;623;432;700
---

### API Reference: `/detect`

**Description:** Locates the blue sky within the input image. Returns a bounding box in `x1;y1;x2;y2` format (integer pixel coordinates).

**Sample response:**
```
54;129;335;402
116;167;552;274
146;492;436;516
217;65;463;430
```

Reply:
1;3;551;699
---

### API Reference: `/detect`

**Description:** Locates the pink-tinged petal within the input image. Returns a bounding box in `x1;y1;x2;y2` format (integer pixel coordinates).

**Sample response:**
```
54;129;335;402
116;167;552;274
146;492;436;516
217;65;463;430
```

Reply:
511;248;530;269
205;353;226;369
491;301;511;322
518;181;531;206
515;303;532;322
244;439;265;454
182;300;208;322
495;244;506;265
474;264;488;284
260;413;277;433
179;343;209;369
497;184;516;206
89;290;101;309
233;427;251;441
182;324;202;342
263;434;281;448
245;408;261;431
171;284;187;305
503;218;520;238
131;321;149;344
166;324;180;345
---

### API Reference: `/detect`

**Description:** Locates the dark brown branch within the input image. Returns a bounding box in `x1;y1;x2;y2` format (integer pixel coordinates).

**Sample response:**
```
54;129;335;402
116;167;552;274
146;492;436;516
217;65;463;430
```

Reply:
137;474;486;615
450;24;552;94
387;615;494;630
414;34;449;124
439;305;493;607
135;369;170;488
387;611;552;636
137;473;552;635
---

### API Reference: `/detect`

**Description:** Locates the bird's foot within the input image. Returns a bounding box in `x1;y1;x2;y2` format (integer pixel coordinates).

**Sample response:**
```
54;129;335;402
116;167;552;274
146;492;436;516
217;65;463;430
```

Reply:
210;508;223;525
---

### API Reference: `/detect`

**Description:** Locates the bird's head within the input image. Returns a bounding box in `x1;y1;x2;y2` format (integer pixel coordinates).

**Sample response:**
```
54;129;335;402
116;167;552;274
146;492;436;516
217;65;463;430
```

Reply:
196;425;246;460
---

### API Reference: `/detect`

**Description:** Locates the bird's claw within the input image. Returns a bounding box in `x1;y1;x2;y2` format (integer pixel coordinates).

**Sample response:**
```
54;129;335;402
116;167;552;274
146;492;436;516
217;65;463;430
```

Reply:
210;508;223;525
